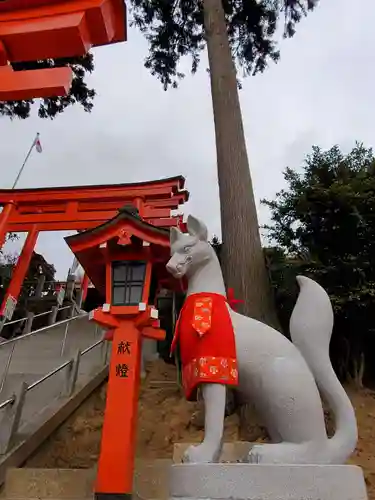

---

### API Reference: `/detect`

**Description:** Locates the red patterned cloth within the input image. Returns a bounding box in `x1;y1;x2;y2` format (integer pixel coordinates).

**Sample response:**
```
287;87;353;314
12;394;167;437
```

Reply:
170;292;238;400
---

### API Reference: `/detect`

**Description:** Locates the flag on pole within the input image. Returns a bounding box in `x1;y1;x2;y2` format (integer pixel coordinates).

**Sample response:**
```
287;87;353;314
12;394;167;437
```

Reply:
11;132;43;189
33;133;42;153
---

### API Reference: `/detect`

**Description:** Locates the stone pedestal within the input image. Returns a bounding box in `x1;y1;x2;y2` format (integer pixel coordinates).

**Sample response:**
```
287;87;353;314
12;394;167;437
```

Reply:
169;463;368;500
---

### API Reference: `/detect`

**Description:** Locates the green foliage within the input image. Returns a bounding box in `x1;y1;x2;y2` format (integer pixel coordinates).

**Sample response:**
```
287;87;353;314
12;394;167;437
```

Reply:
262;143;375;385
0;54;95;119
130;0;318;90
211;236;294;331
0;233;18;264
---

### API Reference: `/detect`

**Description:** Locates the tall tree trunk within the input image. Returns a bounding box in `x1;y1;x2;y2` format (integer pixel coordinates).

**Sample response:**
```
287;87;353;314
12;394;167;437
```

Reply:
203;0;279;328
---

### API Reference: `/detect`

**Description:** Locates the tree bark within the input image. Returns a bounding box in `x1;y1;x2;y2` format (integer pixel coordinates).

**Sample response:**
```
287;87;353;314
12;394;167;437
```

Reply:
203;0;279;327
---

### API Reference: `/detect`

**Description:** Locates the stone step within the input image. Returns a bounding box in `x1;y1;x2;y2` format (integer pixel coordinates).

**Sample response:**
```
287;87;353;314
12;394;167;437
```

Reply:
5;459;172;500
3;443;250;499
173;441;251;463
169;463;368;500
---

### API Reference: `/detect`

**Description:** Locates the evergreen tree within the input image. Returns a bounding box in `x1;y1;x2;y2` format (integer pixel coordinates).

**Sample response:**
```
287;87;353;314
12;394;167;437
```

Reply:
130;0;318;325
263;143;375;386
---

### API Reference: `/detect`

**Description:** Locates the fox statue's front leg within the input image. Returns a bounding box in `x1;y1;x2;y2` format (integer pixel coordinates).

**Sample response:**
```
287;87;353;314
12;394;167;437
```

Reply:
182;383;226;463
168;291;238;464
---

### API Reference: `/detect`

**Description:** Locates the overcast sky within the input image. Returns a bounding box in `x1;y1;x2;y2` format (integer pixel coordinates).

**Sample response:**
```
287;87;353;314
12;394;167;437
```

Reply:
0;0;373;279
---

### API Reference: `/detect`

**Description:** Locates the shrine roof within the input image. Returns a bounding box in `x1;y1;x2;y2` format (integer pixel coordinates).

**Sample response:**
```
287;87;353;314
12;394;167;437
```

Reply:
64;205;174;293
65;205;170;250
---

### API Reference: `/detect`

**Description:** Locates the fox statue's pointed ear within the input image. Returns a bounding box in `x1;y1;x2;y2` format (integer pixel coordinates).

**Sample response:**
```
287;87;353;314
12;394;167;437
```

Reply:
170;226;182;246
187;215;208;241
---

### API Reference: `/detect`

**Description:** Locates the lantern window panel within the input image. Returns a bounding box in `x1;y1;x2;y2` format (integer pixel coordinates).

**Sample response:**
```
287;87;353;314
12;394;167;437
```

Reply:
111;261;146;306
113;285;126;305
127;285;143;304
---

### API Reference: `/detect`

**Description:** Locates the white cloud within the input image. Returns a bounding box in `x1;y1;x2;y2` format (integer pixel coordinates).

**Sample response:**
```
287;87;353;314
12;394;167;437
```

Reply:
1;0;373;278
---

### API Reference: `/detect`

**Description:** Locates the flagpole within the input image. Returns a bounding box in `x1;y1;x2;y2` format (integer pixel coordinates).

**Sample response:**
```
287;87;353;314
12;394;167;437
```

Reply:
11;132;40;189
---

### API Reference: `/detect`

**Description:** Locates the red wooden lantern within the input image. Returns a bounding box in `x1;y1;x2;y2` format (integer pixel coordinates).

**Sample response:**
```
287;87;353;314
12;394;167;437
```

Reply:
0;0;127;100
65;206;177;500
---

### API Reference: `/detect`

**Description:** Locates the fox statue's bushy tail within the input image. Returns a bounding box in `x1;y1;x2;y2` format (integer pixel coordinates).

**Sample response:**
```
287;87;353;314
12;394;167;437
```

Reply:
290;276;358;464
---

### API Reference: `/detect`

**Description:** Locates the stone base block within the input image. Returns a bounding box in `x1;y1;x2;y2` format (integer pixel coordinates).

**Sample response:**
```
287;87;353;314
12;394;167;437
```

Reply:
169;463;368;500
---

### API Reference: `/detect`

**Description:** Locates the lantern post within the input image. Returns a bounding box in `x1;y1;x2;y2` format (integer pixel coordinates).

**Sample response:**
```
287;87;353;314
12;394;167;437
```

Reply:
65;207;176;499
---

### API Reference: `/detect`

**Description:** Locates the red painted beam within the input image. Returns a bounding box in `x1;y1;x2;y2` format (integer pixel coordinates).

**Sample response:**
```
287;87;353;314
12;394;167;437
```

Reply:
0;0;127;50
147;217;183;228
0;186;177;204
0;177;186;203
16;202;180;217
8;207;173;226
14;206;171;219
6;217;182;232
0;65;72;100
8;210;117;225
0;12;92;62
0;0;127;100
0;0;63;13
149;195;188;208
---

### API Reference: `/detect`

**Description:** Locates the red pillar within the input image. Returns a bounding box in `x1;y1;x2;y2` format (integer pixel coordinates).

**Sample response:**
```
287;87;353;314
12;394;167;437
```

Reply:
133;196;144;217
95;321;142;499
0;225;39;320
81;273;89;303
0;202;15;251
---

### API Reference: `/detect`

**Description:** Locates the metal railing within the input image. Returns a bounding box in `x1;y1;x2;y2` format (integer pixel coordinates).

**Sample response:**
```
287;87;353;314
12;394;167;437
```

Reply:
0;315;108;455
0;304;75;344
3;304;72;328
0;310;92;395
0;308;81;347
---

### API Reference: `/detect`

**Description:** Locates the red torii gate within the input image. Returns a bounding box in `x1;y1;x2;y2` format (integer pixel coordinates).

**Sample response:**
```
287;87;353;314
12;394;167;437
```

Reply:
0;176;188;322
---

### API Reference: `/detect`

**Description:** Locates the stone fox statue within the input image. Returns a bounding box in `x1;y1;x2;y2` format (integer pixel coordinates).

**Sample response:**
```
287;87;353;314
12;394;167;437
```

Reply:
166;215;358;465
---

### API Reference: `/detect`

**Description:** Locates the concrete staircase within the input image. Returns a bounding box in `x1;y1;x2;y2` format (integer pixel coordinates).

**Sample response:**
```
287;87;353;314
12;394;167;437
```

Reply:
0;315;103;423
0;314;108;485
0;443;250;500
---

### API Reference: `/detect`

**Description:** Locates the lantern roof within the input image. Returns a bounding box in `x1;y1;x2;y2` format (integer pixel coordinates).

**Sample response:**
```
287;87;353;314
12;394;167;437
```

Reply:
64;206;172;294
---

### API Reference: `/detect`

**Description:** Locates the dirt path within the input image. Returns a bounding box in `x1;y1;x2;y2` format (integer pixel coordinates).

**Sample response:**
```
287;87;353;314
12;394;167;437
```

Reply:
347;387;375;495
25;360;375;499
25;360;239;468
